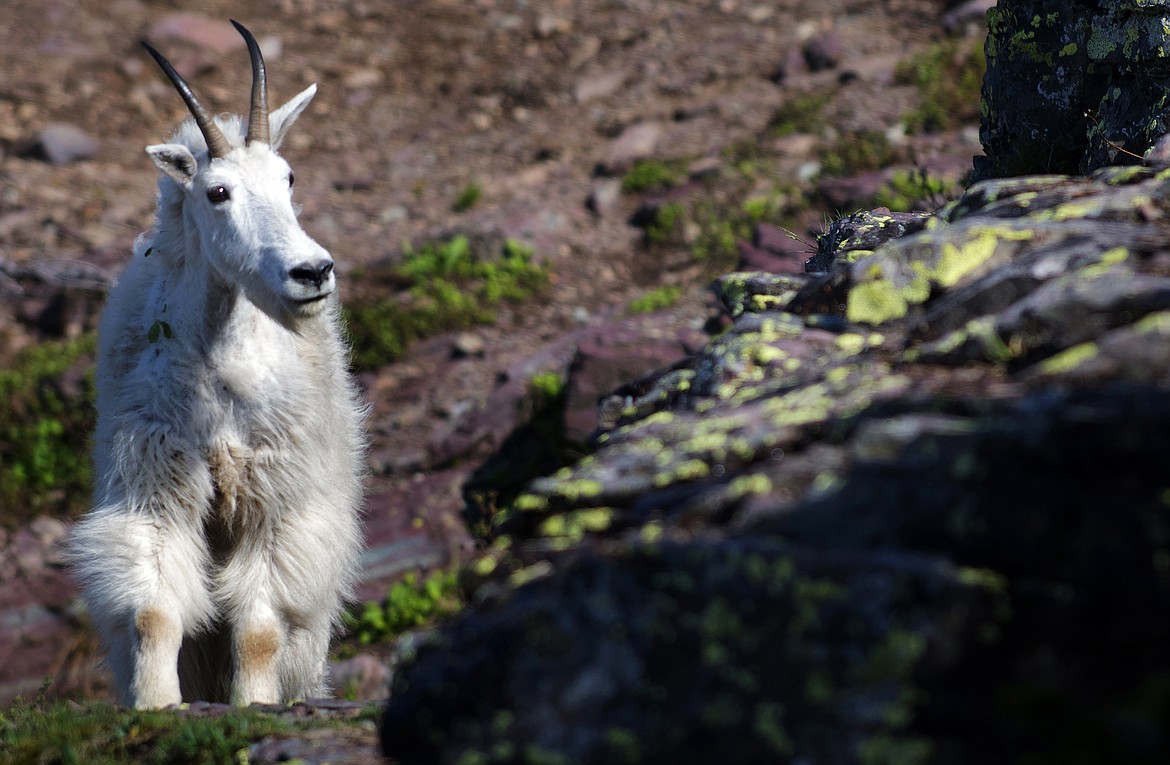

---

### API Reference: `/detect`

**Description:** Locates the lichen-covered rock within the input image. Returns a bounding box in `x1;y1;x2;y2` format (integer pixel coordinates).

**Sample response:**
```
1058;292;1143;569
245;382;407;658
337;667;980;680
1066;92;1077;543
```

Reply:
383;153;1170;765
979;1;1170;177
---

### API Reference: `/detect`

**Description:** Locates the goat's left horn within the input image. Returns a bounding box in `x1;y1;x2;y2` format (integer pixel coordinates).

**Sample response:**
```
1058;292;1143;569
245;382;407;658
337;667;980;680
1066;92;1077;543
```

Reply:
142;41;234;159
231;20;270;146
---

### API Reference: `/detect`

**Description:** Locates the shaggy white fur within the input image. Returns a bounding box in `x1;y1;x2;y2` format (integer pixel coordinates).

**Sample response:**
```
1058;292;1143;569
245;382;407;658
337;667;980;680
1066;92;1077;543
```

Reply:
71;41;365;709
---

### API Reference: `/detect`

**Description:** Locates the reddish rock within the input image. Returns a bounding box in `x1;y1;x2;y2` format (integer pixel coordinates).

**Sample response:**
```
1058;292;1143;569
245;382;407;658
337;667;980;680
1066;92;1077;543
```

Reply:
564;316;705;442
147;14;246;56
817;169;891;209
359;469;474;602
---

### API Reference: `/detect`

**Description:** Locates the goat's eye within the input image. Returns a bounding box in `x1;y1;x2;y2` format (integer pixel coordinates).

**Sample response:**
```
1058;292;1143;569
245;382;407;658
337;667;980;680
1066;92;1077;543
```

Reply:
288;172;295;188
206;185;230;204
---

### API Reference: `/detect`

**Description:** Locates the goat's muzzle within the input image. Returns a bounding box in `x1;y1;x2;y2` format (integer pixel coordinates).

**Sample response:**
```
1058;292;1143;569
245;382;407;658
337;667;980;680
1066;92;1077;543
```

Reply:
290;259;334;289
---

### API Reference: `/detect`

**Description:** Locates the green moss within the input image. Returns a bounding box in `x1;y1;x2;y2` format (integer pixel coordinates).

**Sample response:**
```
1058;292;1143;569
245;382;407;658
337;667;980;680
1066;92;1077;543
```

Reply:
452;180;483;212
344;236;548;371
820;131;899;177
536;507;614;542
344;569;463;645
628;285;683;314
0;333;97;527
0;697;296;765
873;169;958;211
529;370;565;402
768;91;832;137
896;38;986;134
622;160;683;193
646;202;686;245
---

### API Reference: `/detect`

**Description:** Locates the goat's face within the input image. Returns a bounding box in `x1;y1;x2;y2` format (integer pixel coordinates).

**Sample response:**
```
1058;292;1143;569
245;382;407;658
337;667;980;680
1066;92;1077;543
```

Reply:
151;135;335;319
143;23;334;321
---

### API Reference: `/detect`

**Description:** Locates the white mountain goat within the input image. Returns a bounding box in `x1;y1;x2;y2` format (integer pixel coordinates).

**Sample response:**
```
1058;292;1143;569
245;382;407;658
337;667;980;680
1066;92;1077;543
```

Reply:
70;21;365;708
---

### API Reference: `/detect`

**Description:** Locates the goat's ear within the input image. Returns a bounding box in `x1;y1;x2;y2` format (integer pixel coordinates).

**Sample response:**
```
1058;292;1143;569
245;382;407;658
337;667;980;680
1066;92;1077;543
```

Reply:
269;84;317;149
146;144;198;187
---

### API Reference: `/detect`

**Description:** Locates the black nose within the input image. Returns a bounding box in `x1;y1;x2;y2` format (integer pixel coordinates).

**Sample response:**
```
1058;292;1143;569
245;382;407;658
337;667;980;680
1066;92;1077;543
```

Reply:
290;259;334;288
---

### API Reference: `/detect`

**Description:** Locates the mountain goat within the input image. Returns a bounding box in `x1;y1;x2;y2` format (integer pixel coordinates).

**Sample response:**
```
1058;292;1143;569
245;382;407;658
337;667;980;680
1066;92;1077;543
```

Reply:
70;21;365;708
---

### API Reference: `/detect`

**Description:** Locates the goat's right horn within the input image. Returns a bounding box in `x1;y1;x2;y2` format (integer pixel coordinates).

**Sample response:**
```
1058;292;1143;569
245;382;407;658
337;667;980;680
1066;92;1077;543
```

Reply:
142;41;233;160
231;20;270;146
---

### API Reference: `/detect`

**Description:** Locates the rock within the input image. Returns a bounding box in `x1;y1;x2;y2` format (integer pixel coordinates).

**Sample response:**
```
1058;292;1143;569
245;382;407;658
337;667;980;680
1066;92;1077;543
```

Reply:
815;169;889;210
942;0;996;34
451;331;486;359
585;178;622;217
328;655;391;701
978;0;1170;177
574;70;625;104
600;122;663;175
22;123;100;165
146;14;246;56
383;159;1170;764
802;28;842;72
769;48;806;84
563;316;702;442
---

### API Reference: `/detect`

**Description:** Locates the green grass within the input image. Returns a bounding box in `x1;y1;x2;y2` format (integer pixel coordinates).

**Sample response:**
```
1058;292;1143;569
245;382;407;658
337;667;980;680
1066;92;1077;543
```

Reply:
819;130;899;177
896;39;985;134
622;160;682;193
452;180;483;212
768;91;832;137
628;285;683;314
344;235;549;371
345;570;464;645
0;334;97;528
872;168;958;211
645;202;686;245
0;696;292;765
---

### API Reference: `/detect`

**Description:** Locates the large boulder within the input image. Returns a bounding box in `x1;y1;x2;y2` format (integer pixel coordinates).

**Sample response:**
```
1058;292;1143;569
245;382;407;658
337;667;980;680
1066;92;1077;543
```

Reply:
979;1;1170;177
381;161;1170;763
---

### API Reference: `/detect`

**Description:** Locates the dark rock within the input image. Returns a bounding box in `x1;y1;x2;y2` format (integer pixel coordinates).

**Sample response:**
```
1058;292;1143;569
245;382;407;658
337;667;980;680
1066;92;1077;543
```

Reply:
978;0;1170;178
383;163;1170;764
803;28;843;72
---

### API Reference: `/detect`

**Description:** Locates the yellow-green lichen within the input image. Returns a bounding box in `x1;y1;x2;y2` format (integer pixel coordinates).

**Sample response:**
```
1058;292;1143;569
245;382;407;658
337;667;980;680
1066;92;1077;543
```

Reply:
728;473;774;498
847;225;1032;325
536;508;614;541
1135;310;1170;334
514;493;549;513
655;458;711;487
1036;342;1099;375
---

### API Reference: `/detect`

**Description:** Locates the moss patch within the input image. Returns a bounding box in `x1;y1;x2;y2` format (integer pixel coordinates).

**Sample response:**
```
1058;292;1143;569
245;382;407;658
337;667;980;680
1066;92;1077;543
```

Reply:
345;236;548;371
0;697;295;765
0;334;97;527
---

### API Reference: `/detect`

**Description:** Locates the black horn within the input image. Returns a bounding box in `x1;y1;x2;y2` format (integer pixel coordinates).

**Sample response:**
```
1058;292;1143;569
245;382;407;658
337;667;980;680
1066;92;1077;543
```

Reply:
231;20;270;146
142;41;233;159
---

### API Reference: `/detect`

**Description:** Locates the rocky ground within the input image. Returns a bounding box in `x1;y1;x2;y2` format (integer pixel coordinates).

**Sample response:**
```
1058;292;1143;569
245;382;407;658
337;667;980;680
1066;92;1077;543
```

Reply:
1;0;991;709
